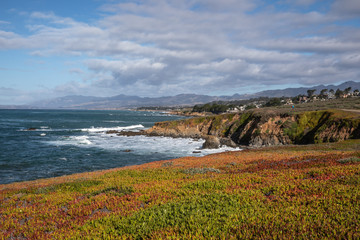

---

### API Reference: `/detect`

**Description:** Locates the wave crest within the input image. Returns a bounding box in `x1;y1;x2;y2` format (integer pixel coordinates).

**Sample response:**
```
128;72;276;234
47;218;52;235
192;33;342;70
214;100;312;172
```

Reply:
81;124;145;133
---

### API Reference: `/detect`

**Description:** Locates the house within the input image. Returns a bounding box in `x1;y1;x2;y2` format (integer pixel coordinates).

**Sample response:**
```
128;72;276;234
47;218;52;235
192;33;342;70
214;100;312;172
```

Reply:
298;96;308;103
227;107;241;113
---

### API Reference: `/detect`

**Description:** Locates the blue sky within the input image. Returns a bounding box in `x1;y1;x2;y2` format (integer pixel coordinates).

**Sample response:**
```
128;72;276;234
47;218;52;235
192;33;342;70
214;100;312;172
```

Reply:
1;0;360;105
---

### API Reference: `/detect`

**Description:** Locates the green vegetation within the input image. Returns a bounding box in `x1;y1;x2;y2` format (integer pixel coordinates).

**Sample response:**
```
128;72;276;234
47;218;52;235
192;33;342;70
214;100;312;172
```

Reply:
193;103;231;114
337;157;360;164
22;179;103;194
1;140;360;239
264;97;283;107
281;110;360;144
89;186;134;197
265;97;360;113
154;108;360;147
183;167;221;174
191;93;360;115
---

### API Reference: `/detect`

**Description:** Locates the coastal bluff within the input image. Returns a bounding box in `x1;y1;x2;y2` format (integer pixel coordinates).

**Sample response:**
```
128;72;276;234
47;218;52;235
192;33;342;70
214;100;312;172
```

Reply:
146;109;360;148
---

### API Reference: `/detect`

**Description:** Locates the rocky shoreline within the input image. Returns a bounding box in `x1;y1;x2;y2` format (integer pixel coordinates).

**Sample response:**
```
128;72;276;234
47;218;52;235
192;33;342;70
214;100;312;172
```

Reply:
143;109;360;148
105;109;360;150
105;129;232;150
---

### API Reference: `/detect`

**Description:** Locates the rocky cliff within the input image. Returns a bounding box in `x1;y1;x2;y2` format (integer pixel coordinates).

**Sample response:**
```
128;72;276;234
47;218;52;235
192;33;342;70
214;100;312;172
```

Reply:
145;109;360;148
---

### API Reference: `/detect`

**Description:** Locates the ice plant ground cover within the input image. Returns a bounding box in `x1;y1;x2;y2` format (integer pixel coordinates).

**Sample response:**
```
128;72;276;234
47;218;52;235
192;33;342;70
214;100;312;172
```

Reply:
1;140;360;239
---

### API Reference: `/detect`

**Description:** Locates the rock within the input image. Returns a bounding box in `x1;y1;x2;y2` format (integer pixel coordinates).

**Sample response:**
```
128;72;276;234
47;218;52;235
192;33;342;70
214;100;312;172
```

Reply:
250;134;292;148
202;135;220;149
27;128;37;131
117;130;145;137
106;130;145;136
106;130;120;134
192;151;202;153
122;149;132;152
220;138;237;148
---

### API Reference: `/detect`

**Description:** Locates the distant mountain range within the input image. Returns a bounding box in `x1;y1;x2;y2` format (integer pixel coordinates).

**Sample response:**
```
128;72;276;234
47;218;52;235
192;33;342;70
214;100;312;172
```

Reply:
3;81;359;109
247;81;360;99
30;94;222;109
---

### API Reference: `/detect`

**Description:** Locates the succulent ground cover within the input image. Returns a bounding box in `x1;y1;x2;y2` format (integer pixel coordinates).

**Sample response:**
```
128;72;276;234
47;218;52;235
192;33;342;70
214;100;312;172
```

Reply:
1;140;360;239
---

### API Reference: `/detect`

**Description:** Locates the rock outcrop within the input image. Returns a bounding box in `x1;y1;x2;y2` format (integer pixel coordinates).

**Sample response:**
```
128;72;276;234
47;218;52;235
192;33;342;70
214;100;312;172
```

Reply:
106;130;146;137
145;109;360;148
202;136;221;149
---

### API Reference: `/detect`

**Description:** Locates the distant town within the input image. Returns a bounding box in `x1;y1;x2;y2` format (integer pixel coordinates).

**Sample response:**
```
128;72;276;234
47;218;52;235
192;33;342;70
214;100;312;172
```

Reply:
223;87;360;114
138;87;360;115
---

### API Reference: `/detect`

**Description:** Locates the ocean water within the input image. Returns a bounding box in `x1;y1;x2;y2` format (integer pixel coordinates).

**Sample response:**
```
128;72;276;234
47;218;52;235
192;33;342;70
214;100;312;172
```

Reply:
0;109;238;184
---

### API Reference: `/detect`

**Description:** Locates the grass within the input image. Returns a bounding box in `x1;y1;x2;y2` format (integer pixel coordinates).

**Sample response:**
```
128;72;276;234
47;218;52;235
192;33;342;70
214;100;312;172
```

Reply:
1;139;360;239
267;97;360;114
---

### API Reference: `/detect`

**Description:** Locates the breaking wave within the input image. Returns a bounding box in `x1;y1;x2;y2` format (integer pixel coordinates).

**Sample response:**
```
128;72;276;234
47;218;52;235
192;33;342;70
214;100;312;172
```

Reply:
81;124;145;133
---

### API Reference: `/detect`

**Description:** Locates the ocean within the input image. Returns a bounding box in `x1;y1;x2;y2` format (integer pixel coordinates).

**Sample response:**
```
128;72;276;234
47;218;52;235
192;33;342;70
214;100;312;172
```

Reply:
0;109;237;184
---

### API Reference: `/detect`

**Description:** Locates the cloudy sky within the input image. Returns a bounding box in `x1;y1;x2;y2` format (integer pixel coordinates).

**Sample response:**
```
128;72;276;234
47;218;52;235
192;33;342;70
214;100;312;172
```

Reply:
1;0;360;105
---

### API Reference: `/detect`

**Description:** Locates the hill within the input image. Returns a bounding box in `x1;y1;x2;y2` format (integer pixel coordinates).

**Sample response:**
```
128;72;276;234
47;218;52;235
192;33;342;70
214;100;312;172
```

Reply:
30;94;223;109
27;81;360;109
248;81;360;98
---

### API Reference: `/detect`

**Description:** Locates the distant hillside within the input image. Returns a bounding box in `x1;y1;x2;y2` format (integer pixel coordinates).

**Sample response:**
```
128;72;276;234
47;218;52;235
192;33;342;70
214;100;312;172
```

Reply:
30;94;223;109
28;81;360;109
0;105;35;109
248;81;360;98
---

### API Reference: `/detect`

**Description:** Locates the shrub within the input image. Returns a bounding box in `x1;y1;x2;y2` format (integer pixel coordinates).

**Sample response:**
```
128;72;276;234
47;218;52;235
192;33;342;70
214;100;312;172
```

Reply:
183;168;221;174
89;186;134;197
337;157;360;164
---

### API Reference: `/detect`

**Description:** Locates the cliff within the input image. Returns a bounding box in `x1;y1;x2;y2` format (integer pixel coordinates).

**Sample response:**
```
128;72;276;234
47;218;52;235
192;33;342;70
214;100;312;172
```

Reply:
145;109;360;148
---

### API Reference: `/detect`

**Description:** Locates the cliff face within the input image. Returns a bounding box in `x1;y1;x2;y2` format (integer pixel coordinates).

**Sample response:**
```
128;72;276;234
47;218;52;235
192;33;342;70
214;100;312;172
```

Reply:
145;110;360;148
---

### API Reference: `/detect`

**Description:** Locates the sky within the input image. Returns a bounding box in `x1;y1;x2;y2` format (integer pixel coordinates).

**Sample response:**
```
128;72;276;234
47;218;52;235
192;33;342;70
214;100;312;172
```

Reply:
0;0;360;105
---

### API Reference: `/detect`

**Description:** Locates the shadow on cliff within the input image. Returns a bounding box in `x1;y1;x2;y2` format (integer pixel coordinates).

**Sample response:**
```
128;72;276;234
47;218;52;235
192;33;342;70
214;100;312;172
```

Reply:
230;115;261;145
298;112;331;144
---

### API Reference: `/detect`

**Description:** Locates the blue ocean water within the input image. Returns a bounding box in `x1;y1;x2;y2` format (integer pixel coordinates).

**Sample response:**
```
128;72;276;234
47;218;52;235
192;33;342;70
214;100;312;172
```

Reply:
0;109;237;184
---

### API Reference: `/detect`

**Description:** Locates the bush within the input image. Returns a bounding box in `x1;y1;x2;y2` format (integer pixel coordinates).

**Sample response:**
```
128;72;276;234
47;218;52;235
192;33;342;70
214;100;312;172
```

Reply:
183;168;221;174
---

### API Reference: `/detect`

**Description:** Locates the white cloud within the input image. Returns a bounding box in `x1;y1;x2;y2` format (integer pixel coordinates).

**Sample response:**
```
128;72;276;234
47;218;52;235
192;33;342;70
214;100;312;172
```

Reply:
258;37;360;53
0;0;359;103
332;0;360;16
0;20;10;25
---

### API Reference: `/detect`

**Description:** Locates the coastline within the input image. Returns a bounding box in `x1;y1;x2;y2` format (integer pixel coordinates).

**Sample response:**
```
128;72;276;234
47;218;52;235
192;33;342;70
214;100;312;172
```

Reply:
145;108;360;148
1;139;359;238
0;138;355;190
0;109;211;185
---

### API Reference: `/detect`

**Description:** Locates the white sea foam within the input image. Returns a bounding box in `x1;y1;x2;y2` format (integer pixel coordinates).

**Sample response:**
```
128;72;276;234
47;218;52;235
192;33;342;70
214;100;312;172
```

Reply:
104;121;125;123
45;121;240;157
74;136;92;145
47;132;240;157
50;135;92;146
18;127;65;132
81;124;145;133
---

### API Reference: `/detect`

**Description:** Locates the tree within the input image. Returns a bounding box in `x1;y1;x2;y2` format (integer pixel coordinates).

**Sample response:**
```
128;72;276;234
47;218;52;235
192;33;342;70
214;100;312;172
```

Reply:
329;89;335;94
354;89;359;96
292;96;299;104
192;104;202;112
245;104;256;110
307;89;316;98
335;88;343;98
192;103;230;114
344;87;352;94
320;89;328;99
264;98;282;107
210;104;228;114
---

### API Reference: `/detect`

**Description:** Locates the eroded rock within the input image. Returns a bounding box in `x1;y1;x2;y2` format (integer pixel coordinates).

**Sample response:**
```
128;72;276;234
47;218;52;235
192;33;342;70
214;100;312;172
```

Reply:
202;135;220;149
